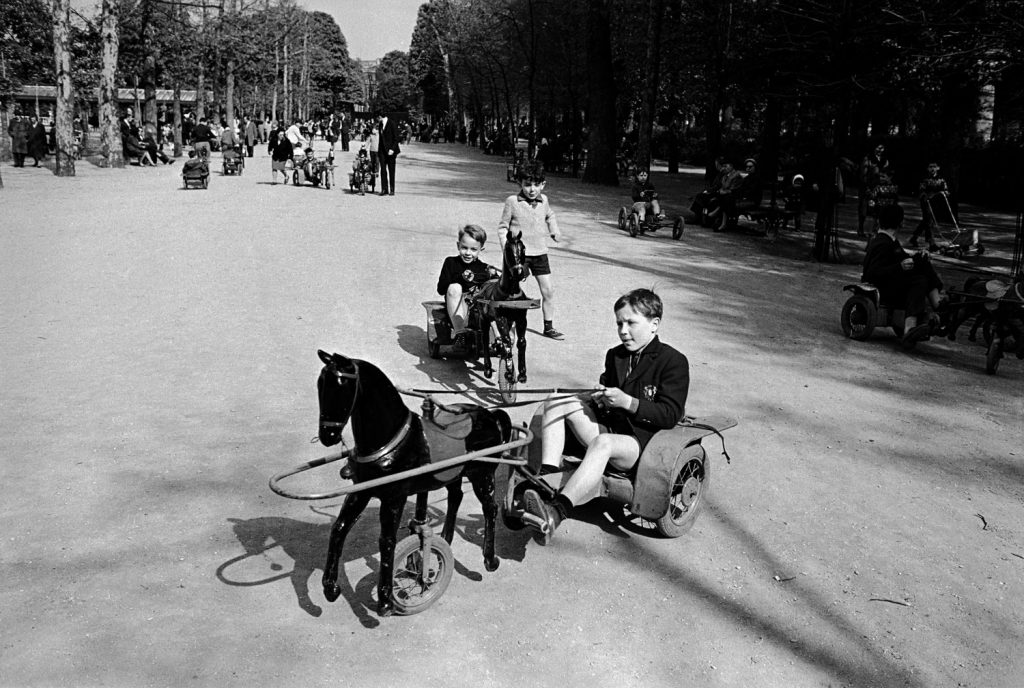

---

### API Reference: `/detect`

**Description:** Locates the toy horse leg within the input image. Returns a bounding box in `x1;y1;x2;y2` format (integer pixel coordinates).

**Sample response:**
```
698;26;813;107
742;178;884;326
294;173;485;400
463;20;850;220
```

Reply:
482;316;494;379
441;481;464;544
495;315;515;383
515;313;528;383
375;494;408;617
468;470;500;572
322;491;372;603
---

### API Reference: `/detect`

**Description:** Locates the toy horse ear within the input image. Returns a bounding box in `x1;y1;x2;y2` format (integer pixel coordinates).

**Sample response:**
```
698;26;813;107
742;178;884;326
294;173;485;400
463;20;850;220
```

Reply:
318;350;335;365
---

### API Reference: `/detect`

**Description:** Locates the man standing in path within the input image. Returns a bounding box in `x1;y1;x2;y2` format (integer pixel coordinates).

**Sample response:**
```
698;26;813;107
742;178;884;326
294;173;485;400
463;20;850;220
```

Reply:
378;112;401;196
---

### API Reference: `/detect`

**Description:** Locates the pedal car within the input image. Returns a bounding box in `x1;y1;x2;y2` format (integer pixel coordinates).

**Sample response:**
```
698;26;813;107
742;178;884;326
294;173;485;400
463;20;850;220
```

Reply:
502;404;736;541
222;145;244;176
292;150;333;188
422;295;540;403
181;154;209;189
840;283;909;342
617;204;684;240
348;152;376;194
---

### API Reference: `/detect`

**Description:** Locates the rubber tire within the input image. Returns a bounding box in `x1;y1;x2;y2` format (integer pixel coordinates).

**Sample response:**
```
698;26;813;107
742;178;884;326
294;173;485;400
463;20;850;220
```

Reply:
618;206;628;231
952;247;963;259
292;170;300;186
627;213;640;238
390;534;454;616
986;337;1002;375
202;177;208;189
498;357;517;404
841;295;877;340
672;216;684;240
655;454;710;538
976;242;985;255
428;338;441;359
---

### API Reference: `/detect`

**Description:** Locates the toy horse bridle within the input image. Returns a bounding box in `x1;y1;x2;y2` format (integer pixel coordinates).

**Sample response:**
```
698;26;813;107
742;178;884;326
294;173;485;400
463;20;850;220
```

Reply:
320;360;413;465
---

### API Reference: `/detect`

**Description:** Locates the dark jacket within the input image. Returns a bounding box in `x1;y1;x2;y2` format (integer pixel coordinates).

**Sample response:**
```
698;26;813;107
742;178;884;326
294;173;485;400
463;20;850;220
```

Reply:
631;179;658;204
861;232;907;286
436;256;496;296
379;117;401;157
597;336;689;452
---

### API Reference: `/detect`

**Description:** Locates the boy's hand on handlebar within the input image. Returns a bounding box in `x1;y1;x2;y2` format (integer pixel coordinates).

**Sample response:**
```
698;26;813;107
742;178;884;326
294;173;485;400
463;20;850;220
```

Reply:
591;386;631;410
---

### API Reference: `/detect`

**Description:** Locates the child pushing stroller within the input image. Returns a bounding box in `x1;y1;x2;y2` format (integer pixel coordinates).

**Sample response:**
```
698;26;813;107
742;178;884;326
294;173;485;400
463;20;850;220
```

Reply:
911;162;982;258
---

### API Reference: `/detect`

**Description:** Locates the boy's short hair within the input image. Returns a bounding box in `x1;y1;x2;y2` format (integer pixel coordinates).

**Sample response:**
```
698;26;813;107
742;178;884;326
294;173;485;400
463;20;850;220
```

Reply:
459;224;488;246
518;161;545;183
635;168;650;177
877;204;904;229
614;288;663;320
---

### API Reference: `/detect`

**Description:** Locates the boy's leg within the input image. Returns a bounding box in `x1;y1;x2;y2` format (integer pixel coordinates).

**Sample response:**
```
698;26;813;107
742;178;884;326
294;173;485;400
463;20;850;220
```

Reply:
445;284;469;333
560;433;641;506
632;201;646;222
539;395;602;470
651;199;662;218
534;273;562;338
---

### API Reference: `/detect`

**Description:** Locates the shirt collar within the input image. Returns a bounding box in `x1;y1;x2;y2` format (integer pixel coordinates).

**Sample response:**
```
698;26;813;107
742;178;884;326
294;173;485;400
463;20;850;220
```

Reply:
518;191;542;206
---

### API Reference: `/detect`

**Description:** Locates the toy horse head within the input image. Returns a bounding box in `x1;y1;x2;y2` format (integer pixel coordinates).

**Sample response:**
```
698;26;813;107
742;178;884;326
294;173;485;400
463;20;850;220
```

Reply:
503;232;530;284
317;350;358;447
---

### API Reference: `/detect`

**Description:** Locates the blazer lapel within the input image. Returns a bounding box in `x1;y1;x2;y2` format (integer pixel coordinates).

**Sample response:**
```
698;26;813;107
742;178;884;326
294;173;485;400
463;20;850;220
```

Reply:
626;336;662;382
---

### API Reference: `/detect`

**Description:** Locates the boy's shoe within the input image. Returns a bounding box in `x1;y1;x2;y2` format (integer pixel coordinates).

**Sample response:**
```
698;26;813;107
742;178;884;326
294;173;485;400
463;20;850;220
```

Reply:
901;323;931;350
542;327;565;340
523;489;561;544
339;461;354;480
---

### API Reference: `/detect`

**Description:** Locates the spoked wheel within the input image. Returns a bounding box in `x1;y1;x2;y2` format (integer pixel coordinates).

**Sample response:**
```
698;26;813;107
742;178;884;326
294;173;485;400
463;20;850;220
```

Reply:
672;216;684;240
497;356;517;403
501;467;528;530
390;534;454;615
655;455;710;537
617;206;628;231
627;213;640;238
986;337;1003;375
840;295;877;341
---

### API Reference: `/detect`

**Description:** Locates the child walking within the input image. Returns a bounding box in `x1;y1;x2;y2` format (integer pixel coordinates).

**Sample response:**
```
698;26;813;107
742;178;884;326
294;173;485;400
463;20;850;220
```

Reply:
498;162;564;339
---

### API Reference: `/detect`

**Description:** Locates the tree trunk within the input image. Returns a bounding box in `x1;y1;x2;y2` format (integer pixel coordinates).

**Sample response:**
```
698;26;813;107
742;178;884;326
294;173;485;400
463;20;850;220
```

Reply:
173;83;183;157
581;0;617;185
635;0;664;170
99;0;124;167
51;0;75;176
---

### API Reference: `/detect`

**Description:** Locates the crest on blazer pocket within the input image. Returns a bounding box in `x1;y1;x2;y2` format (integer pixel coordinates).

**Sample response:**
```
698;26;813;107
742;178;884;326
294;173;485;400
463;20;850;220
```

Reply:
643;385;657;401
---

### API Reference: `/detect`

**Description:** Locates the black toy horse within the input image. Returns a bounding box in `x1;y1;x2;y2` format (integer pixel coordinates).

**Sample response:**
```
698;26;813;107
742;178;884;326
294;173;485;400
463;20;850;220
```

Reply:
475;232;533;384
316;350;512;616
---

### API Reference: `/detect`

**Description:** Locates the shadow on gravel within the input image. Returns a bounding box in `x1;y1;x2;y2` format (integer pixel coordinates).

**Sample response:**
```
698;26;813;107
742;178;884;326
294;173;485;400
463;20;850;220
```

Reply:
616;499;925;688
218;501;515;626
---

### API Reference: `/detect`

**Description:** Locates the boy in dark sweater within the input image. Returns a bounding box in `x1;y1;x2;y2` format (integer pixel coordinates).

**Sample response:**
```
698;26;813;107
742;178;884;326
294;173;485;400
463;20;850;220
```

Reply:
436;224;499;335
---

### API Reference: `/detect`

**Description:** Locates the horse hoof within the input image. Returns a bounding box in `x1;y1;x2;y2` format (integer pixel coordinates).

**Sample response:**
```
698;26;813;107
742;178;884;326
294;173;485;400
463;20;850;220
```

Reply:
378;600;395;617
323;584;341;603
485;557;500;572
517;372;528;384
484;369;493;379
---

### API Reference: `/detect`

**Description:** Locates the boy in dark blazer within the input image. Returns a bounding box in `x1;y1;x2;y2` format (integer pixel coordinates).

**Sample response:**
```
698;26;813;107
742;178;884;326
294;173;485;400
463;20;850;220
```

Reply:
523;288;690;542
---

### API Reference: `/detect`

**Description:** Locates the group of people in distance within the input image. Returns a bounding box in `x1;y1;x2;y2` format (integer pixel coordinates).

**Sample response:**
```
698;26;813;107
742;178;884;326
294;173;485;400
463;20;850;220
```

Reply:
120;109;174;166
6;111;50;168
429;161;692;541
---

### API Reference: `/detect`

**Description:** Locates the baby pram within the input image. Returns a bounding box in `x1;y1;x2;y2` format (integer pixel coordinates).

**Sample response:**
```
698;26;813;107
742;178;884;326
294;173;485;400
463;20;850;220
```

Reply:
222;145;245;176
923;194;984;259
182;156;210;189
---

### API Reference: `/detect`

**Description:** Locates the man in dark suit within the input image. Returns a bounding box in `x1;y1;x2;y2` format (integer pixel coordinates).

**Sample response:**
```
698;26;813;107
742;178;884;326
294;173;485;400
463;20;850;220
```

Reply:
377;112;401;196
521;289;690;542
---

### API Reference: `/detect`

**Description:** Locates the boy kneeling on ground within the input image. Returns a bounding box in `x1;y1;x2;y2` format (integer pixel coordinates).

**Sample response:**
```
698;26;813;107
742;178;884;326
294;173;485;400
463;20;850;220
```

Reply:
523;289;690;542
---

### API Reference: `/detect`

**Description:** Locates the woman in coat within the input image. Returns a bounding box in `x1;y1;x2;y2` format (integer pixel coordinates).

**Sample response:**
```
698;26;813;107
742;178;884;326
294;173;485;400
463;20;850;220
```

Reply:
8;114;29;167
28;116;48;166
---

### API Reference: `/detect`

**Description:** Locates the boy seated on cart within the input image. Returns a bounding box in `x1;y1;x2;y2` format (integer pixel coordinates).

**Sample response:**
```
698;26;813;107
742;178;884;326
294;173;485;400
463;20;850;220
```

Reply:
181;149;208;177
631;168;663;225
862;204;947;348
522;288;690;542
436;224;500;341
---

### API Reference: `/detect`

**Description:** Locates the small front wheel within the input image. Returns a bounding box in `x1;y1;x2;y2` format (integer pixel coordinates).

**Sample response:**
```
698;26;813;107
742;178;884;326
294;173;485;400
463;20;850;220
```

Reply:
672;216;684;240
497;356;517;403
390;534;454;615
627;213;640;238
618;206;628;231
841;295;878;341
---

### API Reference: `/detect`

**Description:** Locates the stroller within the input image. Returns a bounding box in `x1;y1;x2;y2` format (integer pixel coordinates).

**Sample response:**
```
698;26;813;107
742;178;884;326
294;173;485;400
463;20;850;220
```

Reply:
222;144;245;176
922;193;984;259
182;153;210;189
